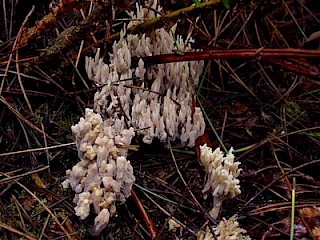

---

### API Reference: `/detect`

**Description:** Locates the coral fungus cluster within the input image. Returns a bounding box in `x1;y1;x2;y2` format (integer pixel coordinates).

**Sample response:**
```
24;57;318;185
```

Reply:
62;0;247;237
200;144;241;219
198;215;251;240
63;0;205;235
62;109;135;235
85;26;205;146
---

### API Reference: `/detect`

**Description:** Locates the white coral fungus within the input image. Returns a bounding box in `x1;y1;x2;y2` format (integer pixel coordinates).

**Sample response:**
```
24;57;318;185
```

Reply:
200;144;241;219
197;215;251;240
85;1;205;147
64;0;206;235
62;109;135;235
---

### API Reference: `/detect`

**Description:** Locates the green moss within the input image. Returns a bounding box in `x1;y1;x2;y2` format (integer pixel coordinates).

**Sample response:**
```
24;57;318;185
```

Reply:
285;101;301;118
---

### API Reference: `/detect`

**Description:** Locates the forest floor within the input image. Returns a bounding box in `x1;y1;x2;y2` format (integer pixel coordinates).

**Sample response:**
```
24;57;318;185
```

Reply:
1;0;320;239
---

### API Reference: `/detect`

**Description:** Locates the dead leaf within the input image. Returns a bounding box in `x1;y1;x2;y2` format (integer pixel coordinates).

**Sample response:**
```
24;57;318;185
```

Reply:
299;207;320;240
306;31;320;43
31;173;46;189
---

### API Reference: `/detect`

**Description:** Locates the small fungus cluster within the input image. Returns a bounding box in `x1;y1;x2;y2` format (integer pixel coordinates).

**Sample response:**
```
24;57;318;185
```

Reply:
198;215;251;240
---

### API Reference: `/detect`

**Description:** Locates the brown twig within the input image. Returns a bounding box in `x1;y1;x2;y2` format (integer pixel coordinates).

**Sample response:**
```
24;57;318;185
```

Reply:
248;200;320;216
243;158;320;207
168;142;218;225
1;172;73;239
0;223;36;240
131;189;158;239
263;58;320;79
0;96;57;143
135;48;320;81
139;48;320;66
0;6;35;97
26;1;111;72
103;0;221;43
17;0;84;49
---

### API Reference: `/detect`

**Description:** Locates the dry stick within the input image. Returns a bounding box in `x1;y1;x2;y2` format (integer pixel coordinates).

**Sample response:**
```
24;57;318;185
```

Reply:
39;214;51;240
154;177;198;239
11;194;37;230
2;0;8;38
30;0;220;71
243;159;320;207
271;144;292;194
3;88;73;100
237;125;320;161
254;20;262;46
210;11;238;45
17;117;39;166
131;189;157;239
0;57;35;65
263;58;319;79
68;40;89;89
41;123;51;173
103;0;221;43
248;215;298;240
168;143;218;240
142;191;197;236
297;0;320;25
1;172;73;239
140;48;320;65
220;110;228;141
272;136;318;239
0;96;57;143
281;0;307;40
222;59;257;98
227;7;255;48
28;1;111;71
0;5;35;97
16;50;33;114
0;165;49;185
248;200;320;216
32;66;70;95
257;61;283;98
168;143;217;224
139;48;320;81
11;194;27;230
0;142;75;157
184;16;200;47
186;17;210;41
265;16;290;48
17;0;85;48
270;135;312;169
0;223;36;240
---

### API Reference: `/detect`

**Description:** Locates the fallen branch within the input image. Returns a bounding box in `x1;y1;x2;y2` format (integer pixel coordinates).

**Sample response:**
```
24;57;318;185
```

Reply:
103;0;221;43
263;58;319;79
0;96;57;143
25;1;111;72
17;0;85;49
0;223;36;240
139;48;320;65
138;48;320;80
131;189;158;239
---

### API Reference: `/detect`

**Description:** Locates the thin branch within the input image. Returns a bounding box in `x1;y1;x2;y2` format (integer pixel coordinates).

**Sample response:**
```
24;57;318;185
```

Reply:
0;223;36;240
139;48;320;66
104;0;221;43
